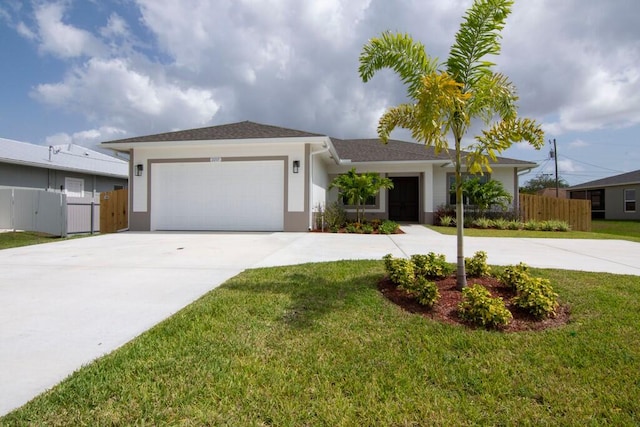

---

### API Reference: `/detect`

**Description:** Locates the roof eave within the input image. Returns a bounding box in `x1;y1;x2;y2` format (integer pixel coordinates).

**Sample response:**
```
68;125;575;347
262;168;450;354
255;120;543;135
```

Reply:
101;136;330;151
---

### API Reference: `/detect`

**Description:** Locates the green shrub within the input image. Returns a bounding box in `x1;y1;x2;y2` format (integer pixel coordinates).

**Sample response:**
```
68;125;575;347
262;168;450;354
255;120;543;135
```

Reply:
361;223;374;234
412;276;440;308
379;220;400;234
382;254;395;273
385;257;415;289
472;217;492;229
345;223;359;234
411;253;453;280
507;220;522;230
499;263;530;290
523;220;540;231
465;251;491;277
370;219;382;230
513;277;559;319
458;284;512;328
439;215;455;227
493;218;509;230
324;201;347;230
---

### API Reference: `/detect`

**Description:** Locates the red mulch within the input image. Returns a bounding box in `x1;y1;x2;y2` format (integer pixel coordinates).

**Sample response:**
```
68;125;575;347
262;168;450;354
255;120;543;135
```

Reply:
378;275;571;332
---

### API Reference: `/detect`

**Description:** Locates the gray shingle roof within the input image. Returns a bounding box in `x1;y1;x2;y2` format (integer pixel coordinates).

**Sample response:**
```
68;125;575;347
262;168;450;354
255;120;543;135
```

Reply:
331;137;536;165
569;169;640;190
103;121;324;144
0;137;128;178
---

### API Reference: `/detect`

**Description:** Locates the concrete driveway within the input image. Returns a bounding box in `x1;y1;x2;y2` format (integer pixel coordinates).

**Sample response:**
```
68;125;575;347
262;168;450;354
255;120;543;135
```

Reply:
2;226;639;415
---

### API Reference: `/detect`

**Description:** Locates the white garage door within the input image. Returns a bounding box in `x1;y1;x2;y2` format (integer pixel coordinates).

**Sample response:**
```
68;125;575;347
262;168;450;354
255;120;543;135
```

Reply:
151;161;284;231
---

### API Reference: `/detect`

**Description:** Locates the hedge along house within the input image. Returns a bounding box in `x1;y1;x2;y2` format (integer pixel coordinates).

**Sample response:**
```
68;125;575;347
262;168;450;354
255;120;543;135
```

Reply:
101;121;536;232
568;169;640;220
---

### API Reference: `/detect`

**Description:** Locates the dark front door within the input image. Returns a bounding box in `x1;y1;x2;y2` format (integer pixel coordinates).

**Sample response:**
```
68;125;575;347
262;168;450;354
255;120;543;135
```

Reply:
388;177;419;222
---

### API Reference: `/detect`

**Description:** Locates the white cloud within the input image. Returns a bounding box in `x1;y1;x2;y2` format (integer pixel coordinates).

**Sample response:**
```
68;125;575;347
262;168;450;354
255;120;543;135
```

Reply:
34;57;220;132
569;139;589;149
16;21;36;39
45;126;127;148
33;2;103;58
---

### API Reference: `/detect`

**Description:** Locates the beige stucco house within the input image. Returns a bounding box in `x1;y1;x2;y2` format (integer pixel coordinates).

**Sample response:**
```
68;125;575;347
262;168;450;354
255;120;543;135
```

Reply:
101;121;536;231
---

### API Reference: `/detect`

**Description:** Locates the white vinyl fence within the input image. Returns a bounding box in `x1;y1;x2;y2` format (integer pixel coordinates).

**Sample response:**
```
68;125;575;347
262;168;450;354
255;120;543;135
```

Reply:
0;188;104;237
0;188;68;237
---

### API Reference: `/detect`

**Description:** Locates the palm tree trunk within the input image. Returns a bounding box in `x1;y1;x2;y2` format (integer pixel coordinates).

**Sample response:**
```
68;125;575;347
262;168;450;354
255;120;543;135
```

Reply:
455;135;467;290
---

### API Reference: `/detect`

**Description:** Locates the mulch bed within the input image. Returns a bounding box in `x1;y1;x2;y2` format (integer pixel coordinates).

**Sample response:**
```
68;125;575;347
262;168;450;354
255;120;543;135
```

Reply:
378;275;571;332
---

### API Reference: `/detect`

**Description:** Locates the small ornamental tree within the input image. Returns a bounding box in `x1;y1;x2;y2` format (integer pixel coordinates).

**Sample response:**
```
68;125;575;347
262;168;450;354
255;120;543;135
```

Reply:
329;168;393;223
359;0;544;289
461;178;512;215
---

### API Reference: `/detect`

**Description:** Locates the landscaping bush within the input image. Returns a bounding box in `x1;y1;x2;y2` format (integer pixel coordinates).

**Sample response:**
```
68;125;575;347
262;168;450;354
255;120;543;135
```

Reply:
324;201;347;231
512;276;559;319
507;219;521;230
411;253;453;279
384;257;415;289
492;218;509;230
439;215;455;227
499;263;530;290
465;251;491;277
361;223;374;234
379;220;400;234
458;284;512;328
523;220;540;231
412;276;440;308
345;223;361;234
471;217;492;229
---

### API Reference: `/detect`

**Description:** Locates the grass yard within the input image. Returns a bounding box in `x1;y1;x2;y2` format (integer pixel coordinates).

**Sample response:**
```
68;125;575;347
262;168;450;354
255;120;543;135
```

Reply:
0;231;69;249
428;220;640;243
2;261;639;425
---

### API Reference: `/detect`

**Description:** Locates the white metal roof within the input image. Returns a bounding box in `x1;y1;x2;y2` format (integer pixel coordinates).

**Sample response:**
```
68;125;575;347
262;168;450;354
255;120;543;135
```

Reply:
0;137;128;178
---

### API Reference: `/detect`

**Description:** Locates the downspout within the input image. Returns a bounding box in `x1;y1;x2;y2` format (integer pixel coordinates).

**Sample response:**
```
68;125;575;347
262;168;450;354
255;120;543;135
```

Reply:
308;144;331;230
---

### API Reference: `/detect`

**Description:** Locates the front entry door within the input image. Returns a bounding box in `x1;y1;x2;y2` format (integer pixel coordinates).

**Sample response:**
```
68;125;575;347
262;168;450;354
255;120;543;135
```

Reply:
388;177;419;222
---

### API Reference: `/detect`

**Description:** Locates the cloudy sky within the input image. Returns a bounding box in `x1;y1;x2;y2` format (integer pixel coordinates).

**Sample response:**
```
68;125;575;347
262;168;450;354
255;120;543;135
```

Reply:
1;0;638;185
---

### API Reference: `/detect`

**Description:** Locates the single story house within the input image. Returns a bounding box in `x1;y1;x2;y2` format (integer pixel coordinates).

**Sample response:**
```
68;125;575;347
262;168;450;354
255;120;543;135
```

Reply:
101;121;536;232
0;137;128;196
569;170;639;220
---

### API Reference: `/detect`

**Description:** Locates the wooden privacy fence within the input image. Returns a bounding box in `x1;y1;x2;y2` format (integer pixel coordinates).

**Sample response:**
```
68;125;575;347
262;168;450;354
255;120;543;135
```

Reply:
100;189;128;233
519;194;591;232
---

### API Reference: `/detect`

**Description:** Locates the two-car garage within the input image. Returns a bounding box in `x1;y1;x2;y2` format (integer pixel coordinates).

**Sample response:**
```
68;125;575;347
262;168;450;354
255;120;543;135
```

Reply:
150;160;285;231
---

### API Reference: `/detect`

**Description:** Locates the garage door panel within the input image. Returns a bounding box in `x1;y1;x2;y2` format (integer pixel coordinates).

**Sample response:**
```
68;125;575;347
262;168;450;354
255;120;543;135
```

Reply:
151;161;284;231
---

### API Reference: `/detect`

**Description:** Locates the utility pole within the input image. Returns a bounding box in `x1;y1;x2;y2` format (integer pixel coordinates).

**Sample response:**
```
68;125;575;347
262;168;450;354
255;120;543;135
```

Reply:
549;138;559;197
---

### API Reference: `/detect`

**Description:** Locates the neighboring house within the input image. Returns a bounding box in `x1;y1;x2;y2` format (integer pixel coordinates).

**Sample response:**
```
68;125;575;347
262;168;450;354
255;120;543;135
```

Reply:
0;137;128;196
101;121;536;232
569;170;640;220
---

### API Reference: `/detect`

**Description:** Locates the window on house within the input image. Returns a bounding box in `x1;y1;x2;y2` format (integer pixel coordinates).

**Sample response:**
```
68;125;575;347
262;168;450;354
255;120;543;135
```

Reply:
448;173;489;205
589;189;605;210
624;189;636;212
64;177;84;197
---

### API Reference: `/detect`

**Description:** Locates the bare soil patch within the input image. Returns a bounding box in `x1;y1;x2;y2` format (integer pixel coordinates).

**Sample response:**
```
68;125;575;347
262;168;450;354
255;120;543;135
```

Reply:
378;275;571;332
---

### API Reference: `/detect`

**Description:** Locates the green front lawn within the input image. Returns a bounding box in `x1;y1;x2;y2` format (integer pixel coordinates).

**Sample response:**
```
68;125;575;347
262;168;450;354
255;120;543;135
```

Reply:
3;261;639;425
428;220;640;243
0;231;70;250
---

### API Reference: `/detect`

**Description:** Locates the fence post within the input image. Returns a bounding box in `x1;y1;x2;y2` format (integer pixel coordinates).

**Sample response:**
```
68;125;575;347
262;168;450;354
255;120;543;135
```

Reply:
90;201;95;235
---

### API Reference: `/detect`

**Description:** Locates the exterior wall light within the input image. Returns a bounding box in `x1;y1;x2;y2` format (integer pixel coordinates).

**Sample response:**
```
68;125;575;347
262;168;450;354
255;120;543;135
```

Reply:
135;164;144;176
293;160;300;174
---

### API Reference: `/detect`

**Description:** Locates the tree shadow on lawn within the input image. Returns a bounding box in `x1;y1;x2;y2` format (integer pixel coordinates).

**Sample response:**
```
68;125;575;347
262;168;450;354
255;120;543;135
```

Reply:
223;261;384;329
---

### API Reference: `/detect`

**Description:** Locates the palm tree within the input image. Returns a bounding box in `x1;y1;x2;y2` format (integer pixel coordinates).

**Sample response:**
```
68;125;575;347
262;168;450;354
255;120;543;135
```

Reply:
359;0;544;289
330;168;393;223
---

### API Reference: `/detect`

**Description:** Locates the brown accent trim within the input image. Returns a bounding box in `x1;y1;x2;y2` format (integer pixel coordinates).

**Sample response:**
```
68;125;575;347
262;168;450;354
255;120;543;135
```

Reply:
135;155;300;231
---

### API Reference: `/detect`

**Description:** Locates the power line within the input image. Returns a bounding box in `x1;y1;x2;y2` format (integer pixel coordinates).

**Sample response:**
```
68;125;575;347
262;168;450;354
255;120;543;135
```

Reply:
559;153;626;173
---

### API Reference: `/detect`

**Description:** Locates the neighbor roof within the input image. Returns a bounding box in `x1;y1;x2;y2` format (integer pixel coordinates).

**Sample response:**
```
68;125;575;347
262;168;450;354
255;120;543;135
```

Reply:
569;169;640;190
331;137;536;166
0;137;128;178
103;120;324;144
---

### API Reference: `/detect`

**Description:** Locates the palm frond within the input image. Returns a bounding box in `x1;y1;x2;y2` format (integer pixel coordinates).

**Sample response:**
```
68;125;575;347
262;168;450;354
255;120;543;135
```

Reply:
359;31;439;98
466;117;544;173
447;0;513;89
467;72;518;124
